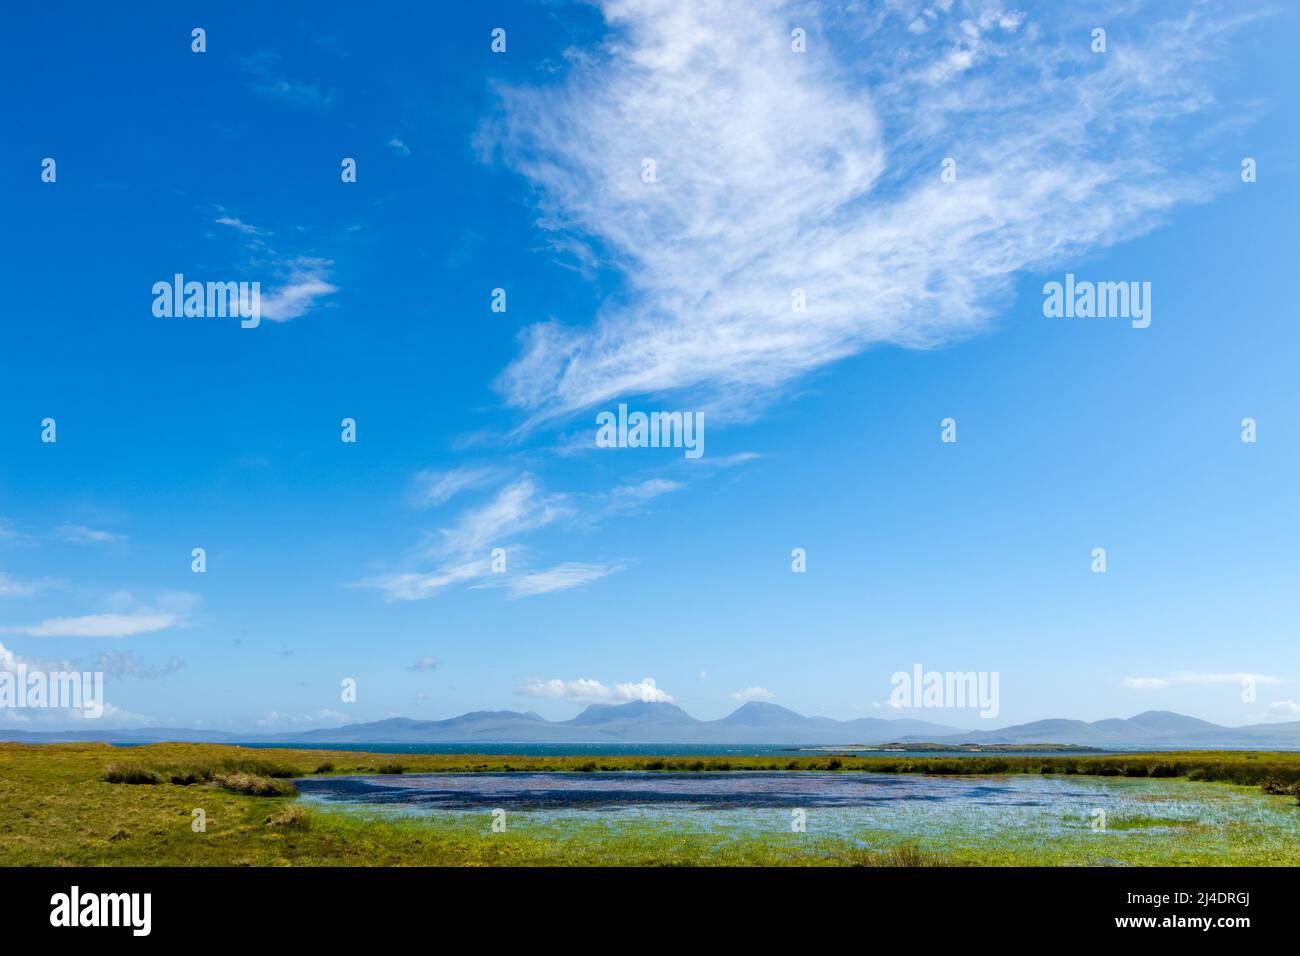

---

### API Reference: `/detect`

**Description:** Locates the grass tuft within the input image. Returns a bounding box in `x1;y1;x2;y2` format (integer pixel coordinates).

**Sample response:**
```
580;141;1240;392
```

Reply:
266;805;310;829
210;772;298;797
102;762;160;785
850;842;944;867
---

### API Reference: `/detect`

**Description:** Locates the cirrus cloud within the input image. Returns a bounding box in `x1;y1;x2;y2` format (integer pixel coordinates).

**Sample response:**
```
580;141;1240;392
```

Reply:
0;592;197;638
485;0;1262;426
1123;671;1283;690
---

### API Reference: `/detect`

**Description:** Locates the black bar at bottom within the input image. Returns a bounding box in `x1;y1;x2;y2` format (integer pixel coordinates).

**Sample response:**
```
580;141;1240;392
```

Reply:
0;866;1284;941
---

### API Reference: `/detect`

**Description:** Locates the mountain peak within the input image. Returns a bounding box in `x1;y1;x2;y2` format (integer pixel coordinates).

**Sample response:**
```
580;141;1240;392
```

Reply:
567;700;695;725
721;701;805;725
450;709;542;722
1121;710;1221;731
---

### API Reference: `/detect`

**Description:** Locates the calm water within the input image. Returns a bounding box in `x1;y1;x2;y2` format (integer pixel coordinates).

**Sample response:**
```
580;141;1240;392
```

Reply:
294;769;1300;857
296;770;956;809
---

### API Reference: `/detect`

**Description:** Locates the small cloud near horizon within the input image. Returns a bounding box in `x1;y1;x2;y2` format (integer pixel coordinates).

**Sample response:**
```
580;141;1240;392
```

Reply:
516;676;672;705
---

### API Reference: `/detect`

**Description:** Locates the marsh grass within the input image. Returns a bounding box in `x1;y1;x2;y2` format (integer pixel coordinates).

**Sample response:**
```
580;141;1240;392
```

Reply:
1262;779;1300;805
115;756;300;788
266;805;310;829
7;742;1298;867
1103;815;1202;831
102;762;160;785
849;842;944;867
210;773;297;797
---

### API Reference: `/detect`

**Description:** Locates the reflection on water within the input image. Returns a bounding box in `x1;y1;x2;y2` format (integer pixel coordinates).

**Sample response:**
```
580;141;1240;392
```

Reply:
294;770;1296;847
292;771;1300;864
298;770;969;810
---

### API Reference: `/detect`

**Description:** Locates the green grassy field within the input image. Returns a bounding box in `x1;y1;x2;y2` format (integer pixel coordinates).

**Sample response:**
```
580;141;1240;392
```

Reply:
2;743;1296;866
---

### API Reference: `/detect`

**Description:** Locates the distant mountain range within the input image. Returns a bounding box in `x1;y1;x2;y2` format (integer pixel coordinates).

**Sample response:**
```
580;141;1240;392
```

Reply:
3;702;1299;749
918;709;1300;749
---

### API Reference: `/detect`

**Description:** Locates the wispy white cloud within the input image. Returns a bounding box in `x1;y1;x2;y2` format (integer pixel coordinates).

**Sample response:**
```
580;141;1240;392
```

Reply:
411;466;506;508
1263;700;1300;718
689;451;762;470
0;573;57;598
353;557;491;602
580;478;682;523
424;475;570;559
212;206;339;323
1121;677;1171;690
244;51;334;109
256;709;348;728
257;79;333;108
501;561;622;599
408;654;440;672
1123;671;1283;690
516;676;673;704
357;473;632;601
0;640;70;675
610;478;681;503
0;592;197;638
730;686;776;703
56;524;125;545
215;215;268;236
2;612;180;638
258;257;338;323
1176;671;1283;686
388;136;411;155
485;0;1260;426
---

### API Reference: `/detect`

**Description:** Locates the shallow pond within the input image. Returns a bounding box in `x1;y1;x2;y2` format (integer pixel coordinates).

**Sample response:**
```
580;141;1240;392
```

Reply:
295;771;1299;863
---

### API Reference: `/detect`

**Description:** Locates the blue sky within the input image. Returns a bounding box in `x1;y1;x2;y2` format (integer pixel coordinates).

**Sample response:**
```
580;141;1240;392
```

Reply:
1;0;1298;733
